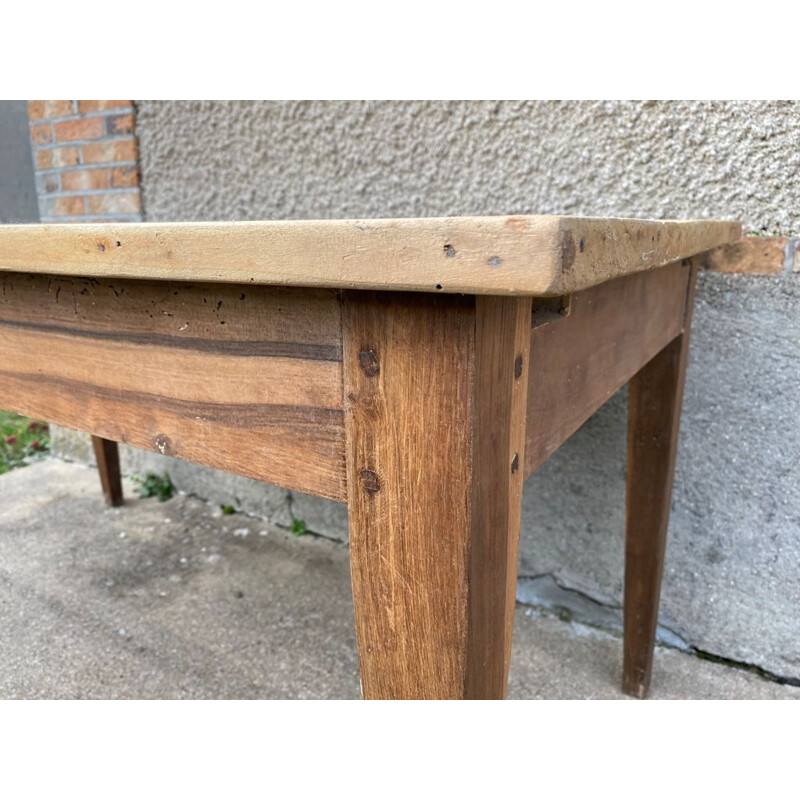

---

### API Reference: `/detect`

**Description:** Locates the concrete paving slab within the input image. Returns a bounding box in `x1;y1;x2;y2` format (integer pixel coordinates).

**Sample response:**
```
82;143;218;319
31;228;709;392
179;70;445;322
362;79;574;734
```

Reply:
1;460;797;700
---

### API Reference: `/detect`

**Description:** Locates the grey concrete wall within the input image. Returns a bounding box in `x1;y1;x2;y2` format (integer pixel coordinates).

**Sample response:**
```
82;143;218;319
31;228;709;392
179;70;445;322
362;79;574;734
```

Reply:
55;101;800;680
0;101;39;223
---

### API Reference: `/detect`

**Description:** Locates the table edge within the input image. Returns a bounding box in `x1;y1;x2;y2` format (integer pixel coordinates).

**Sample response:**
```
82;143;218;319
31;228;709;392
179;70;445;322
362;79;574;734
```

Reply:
0;215;742;296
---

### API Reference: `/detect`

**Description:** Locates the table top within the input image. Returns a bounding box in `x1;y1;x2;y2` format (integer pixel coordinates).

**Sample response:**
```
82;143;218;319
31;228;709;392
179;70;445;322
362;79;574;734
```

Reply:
0;215;740;296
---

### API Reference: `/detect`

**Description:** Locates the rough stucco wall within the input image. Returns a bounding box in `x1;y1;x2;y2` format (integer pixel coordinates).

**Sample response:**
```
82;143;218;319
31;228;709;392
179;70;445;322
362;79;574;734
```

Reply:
136;100;800;232
117;101;799;679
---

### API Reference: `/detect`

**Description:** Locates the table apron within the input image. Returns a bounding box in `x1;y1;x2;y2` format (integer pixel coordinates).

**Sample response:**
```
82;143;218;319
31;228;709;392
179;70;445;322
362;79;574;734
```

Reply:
0;272;347;501
0;260;693;501
525;259;692;477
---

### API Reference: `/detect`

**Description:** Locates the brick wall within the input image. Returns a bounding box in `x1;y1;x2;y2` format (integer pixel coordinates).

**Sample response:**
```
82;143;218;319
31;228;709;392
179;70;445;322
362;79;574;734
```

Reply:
27;101;142;223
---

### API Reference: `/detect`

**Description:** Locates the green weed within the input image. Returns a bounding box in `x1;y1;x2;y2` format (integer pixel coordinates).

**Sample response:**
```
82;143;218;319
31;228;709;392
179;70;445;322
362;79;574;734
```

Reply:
0;412;49;475
132;472;175;501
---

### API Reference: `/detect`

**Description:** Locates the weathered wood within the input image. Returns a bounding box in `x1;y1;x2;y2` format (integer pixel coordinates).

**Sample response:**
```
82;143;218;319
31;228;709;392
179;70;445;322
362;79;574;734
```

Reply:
92;435;123;506
0;272;342;357
525;260;691;476
0;217;740;296
468;294;532;698
0;273;346;501
692;235;786;275
343;291;531;699
623;265;698;699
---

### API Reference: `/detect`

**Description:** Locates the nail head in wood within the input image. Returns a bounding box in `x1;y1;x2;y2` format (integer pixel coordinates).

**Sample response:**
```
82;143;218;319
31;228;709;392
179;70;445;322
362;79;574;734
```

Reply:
358;349;380;377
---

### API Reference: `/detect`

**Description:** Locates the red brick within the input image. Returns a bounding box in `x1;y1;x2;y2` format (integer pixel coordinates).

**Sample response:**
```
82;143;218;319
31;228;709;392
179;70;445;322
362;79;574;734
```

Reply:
52;196;86;216
36;149;53;169
54;117;104;142
82;139;138;164
87;193;141;215
106;113;135;136
695;237;786;275
28;100;74;120
61;169;110;192
30;123;53;145
111;166;139;188
51;146;81;168
77;100;131;113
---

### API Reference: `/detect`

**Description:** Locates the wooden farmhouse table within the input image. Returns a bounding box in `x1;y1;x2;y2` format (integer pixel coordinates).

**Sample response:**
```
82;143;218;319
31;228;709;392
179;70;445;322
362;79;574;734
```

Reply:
0;216;740;699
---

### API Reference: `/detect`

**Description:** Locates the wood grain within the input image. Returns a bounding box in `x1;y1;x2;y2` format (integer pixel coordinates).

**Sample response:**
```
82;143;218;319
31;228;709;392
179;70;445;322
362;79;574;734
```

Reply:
0;273;346;500
0;216;740;296
343;291;531;699
524;260;691;476
691;235;786;275
467;294;532;699
552;217;739;293
623;264;698;699
92;436;123;506
0;273;342;358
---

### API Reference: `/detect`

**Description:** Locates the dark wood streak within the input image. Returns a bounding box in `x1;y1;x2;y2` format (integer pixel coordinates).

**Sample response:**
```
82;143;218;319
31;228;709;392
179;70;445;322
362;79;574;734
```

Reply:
0;317;342;361
0;274;347;499
0;369;343;429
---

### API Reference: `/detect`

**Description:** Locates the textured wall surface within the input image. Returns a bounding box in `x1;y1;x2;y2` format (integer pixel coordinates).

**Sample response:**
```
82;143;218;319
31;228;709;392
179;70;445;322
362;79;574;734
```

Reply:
136;100;800;233
75;101;797;679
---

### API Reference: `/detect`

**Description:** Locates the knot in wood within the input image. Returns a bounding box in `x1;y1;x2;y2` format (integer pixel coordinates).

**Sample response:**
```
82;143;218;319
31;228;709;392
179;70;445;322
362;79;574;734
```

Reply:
359;468;381;495
511;453;519;474
514;354;523;379
358;349;380;377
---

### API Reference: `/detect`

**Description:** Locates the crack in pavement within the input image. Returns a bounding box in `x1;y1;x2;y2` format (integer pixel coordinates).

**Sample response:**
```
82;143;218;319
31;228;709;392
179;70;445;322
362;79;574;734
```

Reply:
517;571;800;688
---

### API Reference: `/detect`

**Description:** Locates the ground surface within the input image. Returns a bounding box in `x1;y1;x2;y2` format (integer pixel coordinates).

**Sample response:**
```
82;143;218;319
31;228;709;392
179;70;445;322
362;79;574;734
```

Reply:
1;460;797;700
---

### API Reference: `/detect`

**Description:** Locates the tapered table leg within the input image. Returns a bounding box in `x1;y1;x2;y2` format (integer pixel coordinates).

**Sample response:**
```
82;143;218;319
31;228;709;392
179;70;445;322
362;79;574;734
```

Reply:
92;435;123;507
343;292;531;699
623;264;698;698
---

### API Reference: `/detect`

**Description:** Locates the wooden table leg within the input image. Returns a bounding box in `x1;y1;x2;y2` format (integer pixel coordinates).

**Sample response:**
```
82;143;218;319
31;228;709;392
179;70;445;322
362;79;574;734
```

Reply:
92;435;123;507
343;292;531;699
623;264;698;698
